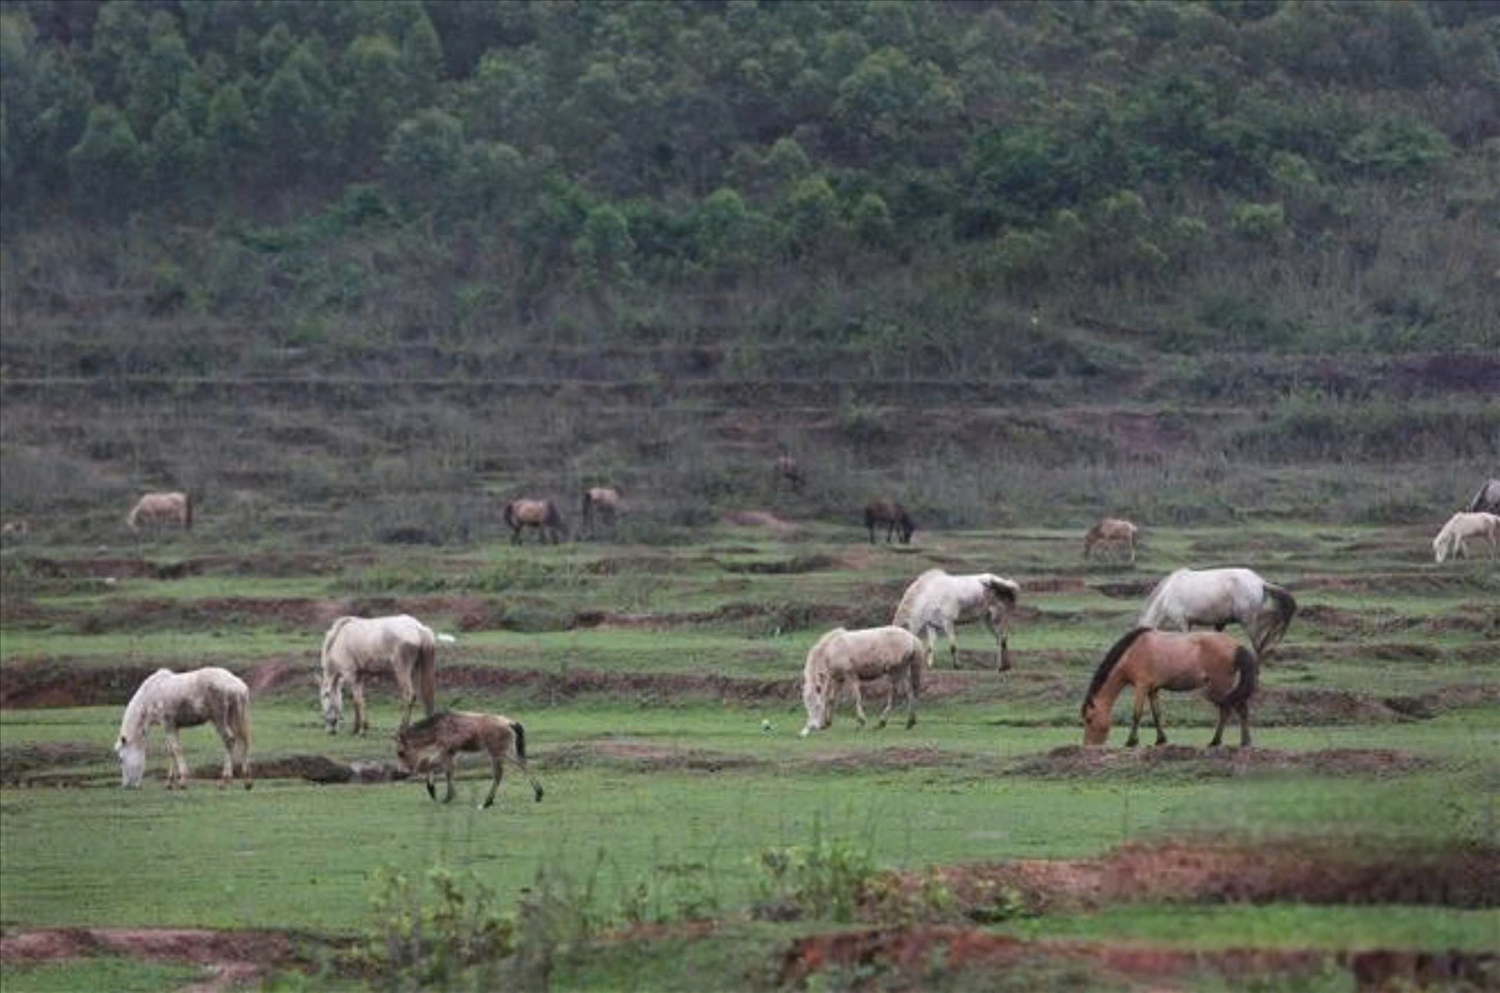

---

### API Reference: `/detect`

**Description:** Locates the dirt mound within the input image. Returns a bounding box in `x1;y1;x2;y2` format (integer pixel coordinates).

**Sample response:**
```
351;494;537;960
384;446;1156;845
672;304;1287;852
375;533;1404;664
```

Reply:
779;928;1499;992
722;510;799;534
1014;745;1432;779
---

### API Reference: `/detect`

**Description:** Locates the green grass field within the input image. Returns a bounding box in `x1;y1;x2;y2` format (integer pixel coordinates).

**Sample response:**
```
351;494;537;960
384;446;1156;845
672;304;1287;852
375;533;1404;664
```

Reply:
2;522;1498;990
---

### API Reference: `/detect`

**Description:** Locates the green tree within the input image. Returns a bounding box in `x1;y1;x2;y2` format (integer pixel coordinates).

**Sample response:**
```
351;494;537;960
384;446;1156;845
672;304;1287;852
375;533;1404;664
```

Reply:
383;108;465;215
573;202;635;284
145;106;200;204
125;13;194;137
66;102;142;214
400;13;444;110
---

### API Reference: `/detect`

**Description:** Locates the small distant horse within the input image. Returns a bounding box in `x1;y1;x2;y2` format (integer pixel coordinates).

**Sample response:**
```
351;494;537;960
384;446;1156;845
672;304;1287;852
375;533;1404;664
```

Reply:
319;615;438;735
1432;511;1500;563
799;626;925;737
1082;628;1258;748
115;667;252;789
0;519;30;539
581;486;623;532
395;710;544;809
864;499;915;544
1138;567;1296;658
1467;479;1500;514
127;491;192;531
503;498;565;544
774;454;804;492
1084;517;1138;564
893;569;1021;670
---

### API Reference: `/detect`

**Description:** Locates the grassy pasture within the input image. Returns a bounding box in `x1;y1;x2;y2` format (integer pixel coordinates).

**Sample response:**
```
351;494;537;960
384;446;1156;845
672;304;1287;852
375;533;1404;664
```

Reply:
2;521;1498;990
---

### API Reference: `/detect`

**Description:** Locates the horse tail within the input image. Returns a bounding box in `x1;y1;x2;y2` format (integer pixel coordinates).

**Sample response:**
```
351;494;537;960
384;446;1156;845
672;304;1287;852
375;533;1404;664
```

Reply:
1256;584;1297;656
502;501;516;529
1223;645;1259;708
512;720;527;761
1082;627;1152;717
182;493;193;530
418;632;438;717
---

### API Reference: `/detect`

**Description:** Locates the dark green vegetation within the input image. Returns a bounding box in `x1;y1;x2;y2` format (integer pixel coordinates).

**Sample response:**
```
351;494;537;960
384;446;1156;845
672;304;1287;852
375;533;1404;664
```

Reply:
2;523;1498;990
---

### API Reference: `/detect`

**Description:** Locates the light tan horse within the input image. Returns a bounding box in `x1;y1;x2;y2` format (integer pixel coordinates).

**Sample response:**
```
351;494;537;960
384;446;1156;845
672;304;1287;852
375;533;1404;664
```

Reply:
319;615;438;735
581;486;623;532
115;667;252;789
1082;628;1258;749
893;569;1021;670
1083;517;1138;563
503;498;565;544
0;519;30;539
127;491;192;531
799;626;925;737
395;710;544;809
864;499;915;544
1432;511;1500;563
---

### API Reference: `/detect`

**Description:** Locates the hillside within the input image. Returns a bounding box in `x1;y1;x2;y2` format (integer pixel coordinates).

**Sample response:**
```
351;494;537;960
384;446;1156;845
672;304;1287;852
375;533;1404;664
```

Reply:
1;0;1497;543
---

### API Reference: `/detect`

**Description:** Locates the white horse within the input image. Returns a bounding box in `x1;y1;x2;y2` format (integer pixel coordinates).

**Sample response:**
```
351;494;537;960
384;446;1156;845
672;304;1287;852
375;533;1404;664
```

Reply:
799;626;925;737
127;491;192;531
1467;479;1500;514
115;667;252;789
1138;567;1297;657
892;569;1021;670
1432;511;1500;563
319;615;438;735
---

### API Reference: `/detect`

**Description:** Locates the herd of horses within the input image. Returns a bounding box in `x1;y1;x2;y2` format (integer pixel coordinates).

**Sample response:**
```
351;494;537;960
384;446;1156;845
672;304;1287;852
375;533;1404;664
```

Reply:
97;473;1490;796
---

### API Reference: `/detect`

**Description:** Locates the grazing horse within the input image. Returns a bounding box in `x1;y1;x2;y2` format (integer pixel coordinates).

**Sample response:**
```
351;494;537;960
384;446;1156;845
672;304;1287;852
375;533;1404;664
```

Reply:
319;615;438;735
893;569;1021;670
0;519;30;539
864;499;915;544
1082;628;1258;748
503;498;565;544
1083;517;1139;564
799;626;925;737
581;486;623;532
1467;479;1500;514
115;667;252;789
395;711;544;809
1432;511;1500;563
127;491;192;531
774;454;804;492
1138;567;1296;658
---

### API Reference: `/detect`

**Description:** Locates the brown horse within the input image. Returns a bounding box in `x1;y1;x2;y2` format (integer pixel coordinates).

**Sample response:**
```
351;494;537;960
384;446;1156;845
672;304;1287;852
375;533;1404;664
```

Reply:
774;454;804;492
581;486;623;532
394;710;544;809
1083;517;1138;563
127;491;192;531
1082;628;1258;749
864;499;915;544
503;498;565;544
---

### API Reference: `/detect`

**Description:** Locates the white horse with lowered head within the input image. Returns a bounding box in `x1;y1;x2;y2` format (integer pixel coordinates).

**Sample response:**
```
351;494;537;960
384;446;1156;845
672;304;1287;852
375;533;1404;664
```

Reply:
127;491;192;531
1138;567;1296;658
893;569;1021;670
115;667;252;789
320;614;438;735
800;626;925;737
1432;511;1500;563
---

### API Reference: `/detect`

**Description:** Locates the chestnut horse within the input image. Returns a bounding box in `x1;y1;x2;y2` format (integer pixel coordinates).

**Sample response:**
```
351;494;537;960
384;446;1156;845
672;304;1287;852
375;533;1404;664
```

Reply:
864;499;915;544
1083;517;1138;563
1082;628;1258;749
395;710;544;809
503;498;565;544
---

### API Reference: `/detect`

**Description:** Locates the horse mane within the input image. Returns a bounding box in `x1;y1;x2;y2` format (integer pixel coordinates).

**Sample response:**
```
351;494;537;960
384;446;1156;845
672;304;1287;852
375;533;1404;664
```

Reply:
400;710;451;737
320;616;357;664
1081;627;1152;715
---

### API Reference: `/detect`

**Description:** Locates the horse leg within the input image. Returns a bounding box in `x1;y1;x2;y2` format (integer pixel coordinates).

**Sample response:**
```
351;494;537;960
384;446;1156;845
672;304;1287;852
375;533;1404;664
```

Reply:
1237;701;1252;748
944;621;960;669
165;726;188;788
441;754;457;803
481;754;503;809
874;678;895;729
1209;705;1228;748
849;678;868;728
394;666;416;729
351;681;368;735
1147;689;1168;746
213;721;236;787
1126;688;1145;748
903;666;918;729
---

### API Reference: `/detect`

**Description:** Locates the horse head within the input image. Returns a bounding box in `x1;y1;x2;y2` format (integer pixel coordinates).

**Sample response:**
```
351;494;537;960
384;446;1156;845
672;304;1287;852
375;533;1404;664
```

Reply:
1081;698;1111;746
116;732;147;788
318;672;341;733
